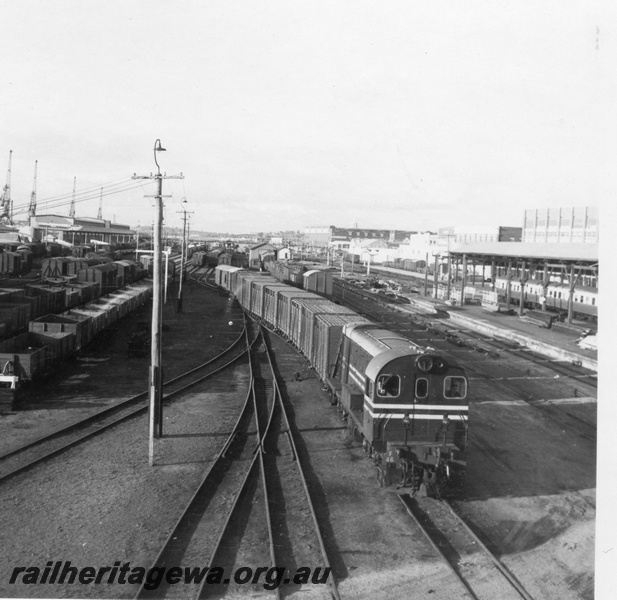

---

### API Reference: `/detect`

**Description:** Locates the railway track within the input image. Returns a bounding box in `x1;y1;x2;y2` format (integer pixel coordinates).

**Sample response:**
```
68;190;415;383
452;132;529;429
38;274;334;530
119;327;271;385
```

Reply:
434;329;598;442
449;327;597;387
189;266;217;289
259;325;339;600
400;495;535;600
201;328;284;599
135;326;263;599
136;321;339;599
0;317;254;484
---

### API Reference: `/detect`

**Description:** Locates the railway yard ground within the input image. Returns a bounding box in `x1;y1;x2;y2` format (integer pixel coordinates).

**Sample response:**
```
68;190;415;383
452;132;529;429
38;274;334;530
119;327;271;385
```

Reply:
0;268;605;599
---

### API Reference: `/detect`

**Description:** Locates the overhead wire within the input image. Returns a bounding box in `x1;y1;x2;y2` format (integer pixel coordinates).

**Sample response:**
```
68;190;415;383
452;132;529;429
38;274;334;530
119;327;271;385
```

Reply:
11;178;155;217
12;175;137;212
12;177;147;211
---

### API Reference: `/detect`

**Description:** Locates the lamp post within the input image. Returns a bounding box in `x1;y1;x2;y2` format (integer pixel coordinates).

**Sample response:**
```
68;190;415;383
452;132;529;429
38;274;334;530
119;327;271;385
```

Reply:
150;139;166;458
132;140;183;467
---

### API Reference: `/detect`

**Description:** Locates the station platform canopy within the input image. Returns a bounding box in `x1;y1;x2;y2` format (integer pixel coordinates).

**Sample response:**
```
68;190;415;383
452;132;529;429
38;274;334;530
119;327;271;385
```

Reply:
449;242;598;264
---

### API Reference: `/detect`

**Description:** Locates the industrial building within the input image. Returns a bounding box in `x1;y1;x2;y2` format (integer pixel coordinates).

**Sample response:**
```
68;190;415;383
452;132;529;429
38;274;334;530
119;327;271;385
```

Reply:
21;215;135;246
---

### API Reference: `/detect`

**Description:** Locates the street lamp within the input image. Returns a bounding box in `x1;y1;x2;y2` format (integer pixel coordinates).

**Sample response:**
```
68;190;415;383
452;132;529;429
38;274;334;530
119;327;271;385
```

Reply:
133;139;183;466
150;139;166;458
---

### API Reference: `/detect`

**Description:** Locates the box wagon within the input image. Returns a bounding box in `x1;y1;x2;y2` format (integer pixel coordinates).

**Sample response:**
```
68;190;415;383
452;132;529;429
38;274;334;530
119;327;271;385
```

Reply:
312;313;371;382
215;265;244;289
262;285;293;326
297;301;357;360
276;290;320;339
302;269;333;296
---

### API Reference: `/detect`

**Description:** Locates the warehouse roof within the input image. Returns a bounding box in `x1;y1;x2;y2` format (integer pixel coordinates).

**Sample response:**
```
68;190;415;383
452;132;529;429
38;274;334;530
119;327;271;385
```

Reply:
449;242;598;262
32;214;134;235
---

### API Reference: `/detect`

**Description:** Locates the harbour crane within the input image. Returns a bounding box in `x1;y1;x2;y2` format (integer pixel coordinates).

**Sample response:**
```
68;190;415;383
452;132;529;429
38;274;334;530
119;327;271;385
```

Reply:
0;150;13;225
29;160;38;221
69;176;76;218
97;187;103;219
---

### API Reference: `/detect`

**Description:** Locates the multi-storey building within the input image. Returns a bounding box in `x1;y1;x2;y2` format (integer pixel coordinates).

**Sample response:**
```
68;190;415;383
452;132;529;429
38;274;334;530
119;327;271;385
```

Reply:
303;226;332;248
522;207;597;244
438;225;522;245
304;225;417;249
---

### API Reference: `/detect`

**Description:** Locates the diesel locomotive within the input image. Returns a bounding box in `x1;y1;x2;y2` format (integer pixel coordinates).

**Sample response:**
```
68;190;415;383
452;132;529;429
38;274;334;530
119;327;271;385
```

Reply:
216;266;469;497
334;322;468;495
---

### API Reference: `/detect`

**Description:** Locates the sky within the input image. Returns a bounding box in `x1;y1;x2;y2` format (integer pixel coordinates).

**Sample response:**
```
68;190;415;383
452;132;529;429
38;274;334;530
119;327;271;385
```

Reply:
1;1;613;234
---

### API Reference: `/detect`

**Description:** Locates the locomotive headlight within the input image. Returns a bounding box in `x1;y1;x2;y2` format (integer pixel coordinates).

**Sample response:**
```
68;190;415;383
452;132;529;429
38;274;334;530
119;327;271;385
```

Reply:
434;357;447;370
402;412;411;430
416;355;434;372
441;414;451;448
403;412;411;448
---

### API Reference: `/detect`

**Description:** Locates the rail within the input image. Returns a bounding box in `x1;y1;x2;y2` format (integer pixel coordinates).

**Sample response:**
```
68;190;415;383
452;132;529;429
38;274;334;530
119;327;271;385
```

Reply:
0;317;254;484
134;325;261;599
261;324;341;600
399;494;535;600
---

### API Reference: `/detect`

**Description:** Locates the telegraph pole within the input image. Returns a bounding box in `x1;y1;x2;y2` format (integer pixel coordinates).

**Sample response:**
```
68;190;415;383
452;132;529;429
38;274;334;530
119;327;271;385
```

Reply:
133;140;183;466
135;222;140;262
176;198;193;313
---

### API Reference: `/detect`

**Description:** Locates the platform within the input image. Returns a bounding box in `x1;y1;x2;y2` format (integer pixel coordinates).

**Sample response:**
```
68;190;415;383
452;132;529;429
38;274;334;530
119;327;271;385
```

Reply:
361;264;598;372
396;297;597;371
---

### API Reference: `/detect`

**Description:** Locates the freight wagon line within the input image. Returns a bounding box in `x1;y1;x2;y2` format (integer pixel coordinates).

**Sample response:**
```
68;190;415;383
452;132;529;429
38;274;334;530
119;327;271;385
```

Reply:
0;318;254;484
399;495;536;600
218;266;470;496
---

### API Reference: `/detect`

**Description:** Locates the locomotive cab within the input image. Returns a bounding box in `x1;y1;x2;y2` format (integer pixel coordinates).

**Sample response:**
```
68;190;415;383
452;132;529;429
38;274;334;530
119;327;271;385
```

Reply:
364;353;467;447
338;323;469;495
364;352;469;494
